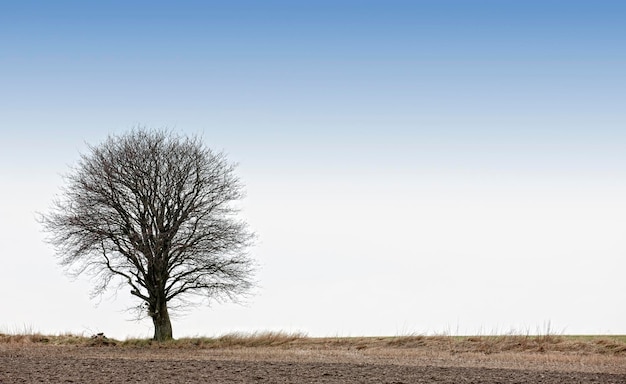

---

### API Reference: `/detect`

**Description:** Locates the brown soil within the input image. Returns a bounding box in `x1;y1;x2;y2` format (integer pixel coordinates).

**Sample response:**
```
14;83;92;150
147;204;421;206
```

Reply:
2;344;625;383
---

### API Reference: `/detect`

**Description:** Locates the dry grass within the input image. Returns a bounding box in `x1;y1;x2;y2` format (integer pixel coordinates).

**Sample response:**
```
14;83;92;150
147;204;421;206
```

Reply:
294;334;626;355
1;331;625;355
0;332;87;345
122;331;306;348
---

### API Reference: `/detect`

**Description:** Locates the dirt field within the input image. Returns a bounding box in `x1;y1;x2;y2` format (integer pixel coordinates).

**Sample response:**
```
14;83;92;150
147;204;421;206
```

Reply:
2;341;626;384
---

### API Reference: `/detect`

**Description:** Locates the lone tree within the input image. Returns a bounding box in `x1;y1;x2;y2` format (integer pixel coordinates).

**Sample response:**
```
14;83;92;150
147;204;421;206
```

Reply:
42;129;255;341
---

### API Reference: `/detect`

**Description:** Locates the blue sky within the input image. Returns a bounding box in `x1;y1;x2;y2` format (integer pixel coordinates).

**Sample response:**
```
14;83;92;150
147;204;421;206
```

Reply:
1;1;625;338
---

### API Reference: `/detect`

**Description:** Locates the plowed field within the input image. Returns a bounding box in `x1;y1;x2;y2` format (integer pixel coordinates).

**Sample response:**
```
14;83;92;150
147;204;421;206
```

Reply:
2;343;625;383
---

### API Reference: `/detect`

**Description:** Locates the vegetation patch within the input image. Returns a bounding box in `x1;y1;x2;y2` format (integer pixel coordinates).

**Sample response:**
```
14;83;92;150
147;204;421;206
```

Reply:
2;331;626;355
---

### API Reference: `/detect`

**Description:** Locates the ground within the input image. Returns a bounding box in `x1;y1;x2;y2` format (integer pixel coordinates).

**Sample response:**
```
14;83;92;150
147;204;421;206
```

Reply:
2;337;625;384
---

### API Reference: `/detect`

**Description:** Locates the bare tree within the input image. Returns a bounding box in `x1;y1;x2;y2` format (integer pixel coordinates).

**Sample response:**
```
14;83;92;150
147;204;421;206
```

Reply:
41;128;255;341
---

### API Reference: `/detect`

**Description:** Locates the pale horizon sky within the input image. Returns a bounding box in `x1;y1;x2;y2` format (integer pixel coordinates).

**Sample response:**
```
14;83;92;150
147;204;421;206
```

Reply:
1;1;625;339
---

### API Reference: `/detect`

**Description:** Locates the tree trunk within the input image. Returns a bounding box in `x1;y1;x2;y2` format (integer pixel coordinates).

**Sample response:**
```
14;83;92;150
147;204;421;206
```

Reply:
151;301;173;341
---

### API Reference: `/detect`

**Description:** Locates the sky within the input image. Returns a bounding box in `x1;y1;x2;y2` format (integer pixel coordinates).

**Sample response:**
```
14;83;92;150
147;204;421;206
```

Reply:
1;1;625;338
